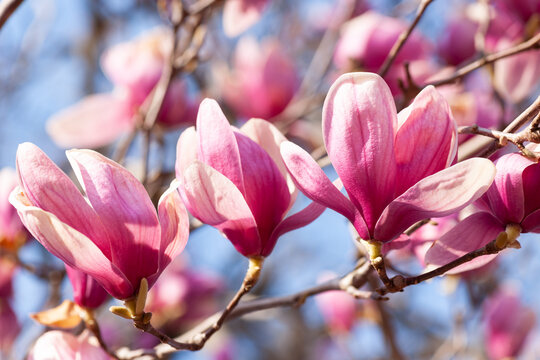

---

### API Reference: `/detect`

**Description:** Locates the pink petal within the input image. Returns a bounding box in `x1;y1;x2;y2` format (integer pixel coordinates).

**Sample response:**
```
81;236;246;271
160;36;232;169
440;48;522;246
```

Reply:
240;119;294;196
485;153;533;225
235;132;290;247
66;149;161;289
148;180;189;286
100;28;170;96
0;168;25;241
10;190;133;299
424;212;503;274
494;39;540;103
280;141;359;222
0;299;20;352
30;330;111;360
16;143;112;258
65;265;108;309
197;99;245;194
375;158;496;242
394;86;457;196
180;161;261;257
157;80;196;128
175;126;199;179
222;0;268;37
46;93;134;148
521;208;540;233
323;72;397;233
267;201;326;256
29;331;77;360
519;158;540;221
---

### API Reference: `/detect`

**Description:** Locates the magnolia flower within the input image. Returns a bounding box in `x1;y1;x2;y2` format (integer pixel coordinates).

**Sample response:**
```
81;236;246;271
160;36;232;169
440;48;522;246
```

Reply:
0;258;16;298
145;255;223;332
494;38;540;103
0;299;20;353
216;37;299;121
493;0;540;26
66;265;108;309
176;99;324;258
0;168;27;251
426;153;540;272
10;143;189;300
334;11;430;89
29;330;111;360
437;17;478;66
222;0;269;37
281;72;496;245
47;28;196;149
483;289;535;360
315;274;357;333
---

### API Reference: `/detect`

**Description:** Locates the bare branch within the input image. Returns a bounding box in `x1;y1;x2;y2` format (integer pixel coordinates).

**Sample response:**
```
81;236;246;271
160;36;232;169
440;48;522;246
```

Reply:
378;0;435;77
459;95;540;160
0;0;23;30
428;33;540;87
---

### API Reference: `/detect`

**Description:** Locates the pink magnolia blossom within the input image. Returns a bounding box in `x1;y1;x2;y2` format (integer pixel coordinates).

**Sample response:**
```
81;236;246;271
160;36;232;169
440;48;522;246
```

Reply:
0;168;27;250
222;0;269;37
437;17;478;66
65;265;108;309
493;0;540;26
426;153;540;272
145;255;223;332
315;278;357;333
469;0;537;53
483;289;535;360
47;28;196;149
0;299;20;353
281;72;496;244
29;330;111;360
217;37;299;121
10;143;189;300
494;38;540;103
334;11;430;81
176;99;325;258
0;258;16;298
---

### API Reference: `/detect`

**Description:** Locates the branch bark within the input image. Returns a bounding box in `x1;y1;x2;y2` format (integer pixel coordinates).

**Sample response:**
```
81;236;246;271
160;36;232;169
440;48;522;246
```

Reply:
0;0;23;30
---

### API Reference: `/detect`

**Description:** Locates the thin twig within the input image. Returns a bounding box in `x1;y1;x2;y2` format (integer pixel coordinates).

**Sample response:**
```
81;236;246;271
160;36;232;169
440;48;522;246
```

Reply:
376;237;514;296
459;95;540;159
428;32;540;88
0;0;24;30
123;261;375;358
378;0;435;77
127;258;263;356
368;275;406;360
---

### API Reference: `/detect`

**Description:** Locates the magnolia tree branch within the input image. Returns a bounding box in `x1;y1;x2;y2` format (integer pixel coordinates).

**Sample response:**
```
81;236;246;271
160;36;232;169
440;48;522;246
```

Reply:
428;32;540;87
0;0;23;30
116;260;377;359
375;235;518;296
378;0;435;77
459;95;540;159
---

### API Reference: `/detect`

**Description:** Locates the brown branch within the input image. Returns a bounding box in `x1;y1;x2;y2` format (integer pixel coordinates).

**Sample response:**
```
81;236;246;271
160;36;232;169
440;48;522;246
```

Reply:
119;260;376;359
376;237;514;296
378;0;435;77
368;275;406;360
428;32;540;87
124;258;263;358
0;0;23;30
459;95;540;159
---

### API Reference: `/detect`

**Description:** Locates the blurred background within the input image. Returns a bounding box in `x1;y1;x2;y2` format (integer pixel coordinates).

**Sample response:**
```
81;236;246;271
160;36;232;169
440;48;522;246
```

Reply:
1;0;540;359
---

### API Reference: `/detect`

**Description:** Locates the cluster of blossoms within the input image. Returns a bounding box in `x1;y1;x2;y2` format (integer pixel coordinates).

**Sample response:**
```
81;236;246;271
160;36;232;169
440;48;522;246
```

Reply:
2;0;539;357
7;69;536;356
